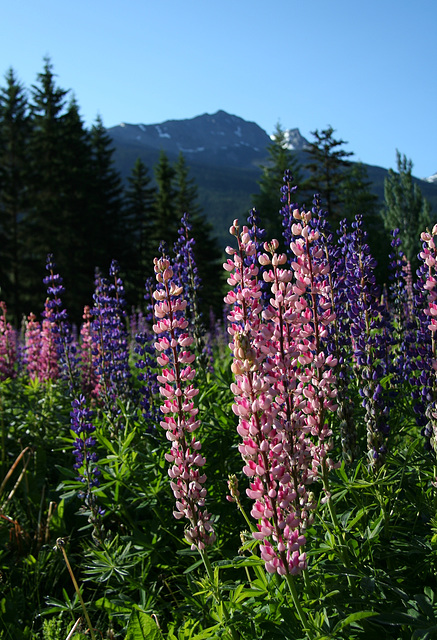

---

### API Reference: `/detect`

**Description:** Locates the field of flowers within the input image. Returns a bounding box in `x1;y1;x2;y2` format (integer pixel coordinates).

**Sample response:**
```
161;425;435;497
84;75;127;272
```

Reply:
1;178;437;639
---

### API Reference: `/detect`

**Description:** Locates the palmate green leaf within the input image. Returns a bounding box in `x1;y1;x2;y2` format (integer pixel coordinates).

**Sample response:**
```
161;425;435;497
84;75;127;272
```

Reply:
126;610;163;639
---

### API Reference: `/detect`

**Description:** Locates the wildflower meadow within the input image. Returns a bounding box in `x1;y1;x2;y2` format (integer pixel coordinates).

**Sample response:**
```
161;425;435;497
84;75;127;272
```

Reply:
2;176;437;640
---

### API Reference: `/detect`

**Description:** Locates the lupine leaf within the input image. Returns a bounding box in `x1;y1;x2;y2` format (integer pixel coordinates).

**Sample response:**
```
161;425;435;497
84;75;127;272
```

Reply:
126;610;163;639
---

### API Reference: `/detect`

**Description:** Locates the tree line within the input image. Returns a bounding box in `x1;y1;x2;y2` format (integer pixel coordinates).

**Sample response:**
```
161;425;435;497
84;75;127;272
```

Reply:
253;123;432;281
0;58;222;325
1;58;432;325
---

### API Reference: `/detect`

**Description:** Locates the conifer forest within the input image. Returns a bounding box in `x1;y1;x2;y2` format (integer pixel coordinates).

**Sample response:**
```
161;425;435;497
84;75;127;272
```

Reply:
2;61;437;640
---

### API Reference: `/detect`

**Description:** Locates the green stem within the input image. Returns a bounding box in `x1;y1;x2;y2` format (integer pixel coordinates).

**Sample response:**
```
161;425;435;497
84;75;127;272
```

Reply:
57;539;96;640
198;548;240;640
283;573;314;639
321;462;358;597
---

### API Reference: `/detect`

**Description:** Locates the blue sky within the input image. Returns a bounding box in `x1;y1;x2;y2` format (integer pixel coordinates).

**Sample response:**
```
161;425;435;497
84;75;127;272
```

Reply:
2;0;436;178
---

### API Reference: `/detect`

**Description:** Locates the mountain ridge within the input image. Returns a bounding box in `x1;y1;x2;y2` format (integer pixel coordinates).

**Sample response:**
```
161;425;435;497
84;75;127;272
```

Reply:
107;110;437;248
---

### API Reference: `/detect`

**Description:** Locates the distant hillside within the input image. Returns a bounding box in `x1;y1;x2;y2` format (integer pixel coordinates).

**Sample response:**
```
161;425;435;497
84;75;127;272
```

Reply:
107;110;437;250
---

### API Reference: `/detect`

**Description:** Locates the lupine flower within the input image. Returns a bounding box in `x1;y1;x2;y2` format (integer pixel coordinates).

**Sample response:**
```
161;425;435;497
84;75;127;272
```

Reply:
0;302;17;381
70;394;103;540
173;213;213;372
79;305;100;398
38;301;60;382
91;261;131;421
23;312;42;381
152;255;216;551
70;395;100;488
279;170;299;256
135;277;160;426
417;225;437;452
43;254;78;390
224;212;338;577
344;215;390;467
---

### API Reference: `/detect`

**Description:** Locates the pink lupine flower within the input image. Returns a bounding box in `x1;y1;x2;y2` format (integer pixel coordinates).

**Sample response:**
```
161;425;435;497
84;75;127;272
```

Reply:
0;302;17;381
38;300;59;381
152;256;216;551
24;312;42;381
80;305;101;398
225;214;338;577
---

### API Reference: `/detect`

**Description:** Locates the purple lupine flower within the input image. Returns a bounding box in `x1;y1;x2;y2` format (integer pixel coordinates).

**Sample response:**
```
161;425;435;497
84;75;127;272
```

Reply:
279;170;299;256
246;207;269;306
173;213;213;373
91;261;131;424
326;219;359;462
386;229;415;391
70;394;104;539
153;255;216;551
70;395;100;488
43;254;79;391
344;215;391;467
134;277;160;426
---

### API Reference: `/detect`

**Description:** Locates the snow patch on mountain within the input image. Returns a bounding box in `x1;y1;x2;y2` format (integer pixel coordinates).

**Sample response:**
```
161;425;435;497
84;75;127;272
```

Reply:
424;172;437;184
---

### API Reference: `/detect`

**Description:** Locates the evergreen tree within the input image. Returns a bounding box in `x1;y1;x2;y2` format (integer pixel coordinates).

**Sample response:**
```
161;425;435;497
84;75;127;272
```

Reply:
340;161;378;221
252;122;302;242
62;97;95;314
0;68;31;323
26;57;71;312
122;157;156;304
89;114;123;273
341;161;388;282
174;152;223;317
152;150;178;252
304;125;353;221
381;150;431;267
174;152;203;219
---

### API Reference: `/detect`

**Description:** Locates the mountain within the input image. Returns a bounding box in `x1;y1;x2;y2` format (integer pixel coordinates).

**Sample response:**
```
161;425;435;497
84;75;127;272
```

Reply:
108;109;309;170
107;110;437;250
424;172;437;184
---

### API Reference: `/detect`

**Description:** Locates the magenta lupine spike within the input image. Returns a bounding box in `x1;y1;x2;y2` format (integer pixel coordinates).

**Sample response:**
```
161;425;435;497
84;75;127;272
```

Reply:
225;223;310;575
0;302;17;381
24;312;42;381
225;213;338;577
80;305;101;398
152;255;216;551
38;300;60;381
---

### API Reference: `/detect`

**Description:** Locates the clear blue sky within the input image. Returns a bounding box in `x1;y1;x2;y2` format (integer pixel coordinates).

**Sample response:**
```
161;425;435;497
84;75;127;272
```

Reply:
2;0;436;178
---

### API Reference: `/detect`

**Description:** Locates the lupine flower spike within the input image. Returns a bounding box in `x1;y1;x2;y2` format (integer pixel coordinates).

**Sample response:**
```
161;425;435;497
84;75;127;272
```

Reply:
0;302;17;381
153;255;216;551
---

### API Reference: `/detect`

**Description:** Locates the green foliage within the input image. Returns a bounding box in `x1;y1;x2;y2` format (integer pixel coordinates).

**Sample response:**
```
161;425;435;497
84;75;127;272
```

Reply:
303;125;353;221
381;150;432;267
0;67;31;325
252;121;303;243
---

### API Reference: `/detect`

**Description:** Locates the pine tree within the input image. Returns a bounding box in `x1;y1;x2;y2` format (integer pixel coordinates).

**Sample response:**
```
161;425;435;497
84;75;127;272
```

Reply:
89;114;123;273
174;152;203;219
174;152;223;317
62;97;95;314
152;150;178;252
28;57;69;262
122;157;156;304
252;122;303;242
381;150;431;267
340;162;378;221
0;68;31;323
304;126;353;221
